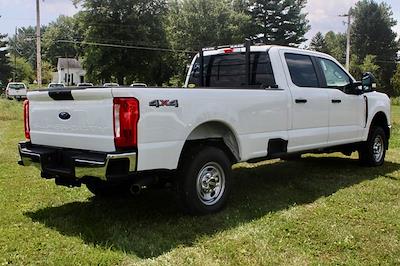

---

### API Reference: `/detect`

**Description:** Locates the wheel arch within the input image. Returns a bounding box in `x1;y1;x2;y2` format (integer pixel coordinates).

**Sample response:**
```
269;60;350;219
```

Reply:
179;120;241;166
369;111;390;147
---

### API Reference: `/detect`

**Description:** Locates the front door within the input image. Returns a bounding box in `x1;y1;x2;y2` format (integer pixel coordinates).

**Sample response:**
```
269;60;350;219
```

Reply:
315;57;365;144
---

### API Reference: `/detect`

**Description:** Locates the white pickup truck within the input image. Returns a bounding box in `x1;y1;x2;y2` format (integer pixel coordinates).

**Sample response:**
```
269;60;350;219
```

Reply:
18;44;391;214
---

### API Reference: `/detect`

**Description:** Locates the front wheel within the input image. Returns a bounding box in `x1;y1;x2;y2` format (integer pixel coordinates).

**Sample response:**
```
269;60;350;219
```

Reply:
177;146;232;215
359;126;387;166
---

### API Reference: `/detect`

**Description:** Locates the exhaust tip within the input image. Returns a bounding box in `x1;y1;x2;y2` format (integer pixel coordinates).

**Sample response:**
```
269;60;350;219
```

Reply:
130;184;142;195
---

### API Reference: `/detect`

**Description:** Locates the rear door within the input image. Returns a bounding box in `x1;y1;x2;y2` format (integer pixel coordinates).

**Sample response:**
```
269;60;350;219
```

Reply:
280;51;330;152
28;88;116;152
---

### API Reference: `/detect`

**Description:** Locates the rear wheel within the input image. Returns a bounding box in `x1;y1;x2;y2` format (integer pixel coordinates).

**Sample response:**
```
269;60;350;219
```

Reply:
177;146;232;215
359;126;387;166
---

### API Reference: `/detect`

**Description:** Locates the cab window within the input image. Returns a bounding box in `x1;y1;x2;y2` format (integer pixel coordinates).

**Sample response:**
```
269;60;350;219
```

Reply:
284;53;319;88
317;58;350;87
188;52;276;88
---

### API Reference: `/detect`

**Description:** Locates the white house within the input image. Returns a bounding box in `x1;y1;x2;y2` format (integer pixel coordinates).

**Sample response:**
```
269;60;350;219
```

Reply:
52;58;86;85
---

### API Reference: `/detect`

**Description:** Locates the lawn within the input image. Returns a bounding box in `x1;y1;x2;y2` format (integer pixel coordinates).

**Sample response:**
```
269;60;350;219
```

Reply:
0;99;399;265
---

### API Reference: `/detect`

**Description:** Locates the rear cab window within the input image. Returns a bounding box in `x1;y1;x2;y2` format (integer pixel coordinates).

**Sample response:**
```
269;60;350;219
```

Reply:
284;53;319;88
188;52;276;89
8;84;26;90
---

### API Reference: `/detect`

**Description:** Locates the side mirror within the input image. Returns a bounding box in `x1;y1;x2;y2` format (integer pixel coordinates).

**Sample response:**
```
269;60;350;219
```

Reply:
362;72;377;92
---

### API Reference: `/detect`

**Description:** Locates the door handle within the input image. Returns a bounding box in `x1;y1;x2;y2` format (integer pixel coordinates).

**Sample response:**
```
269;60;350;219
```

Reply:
331;99;342;103
295;99;307;104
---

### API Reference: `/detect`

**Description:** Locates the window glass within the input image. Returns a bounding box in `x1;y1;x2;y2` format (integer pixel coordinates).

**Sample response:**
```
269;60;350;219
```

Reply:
317;58;350;87
285;53;319;87
9;84;25;90
188;52;275;88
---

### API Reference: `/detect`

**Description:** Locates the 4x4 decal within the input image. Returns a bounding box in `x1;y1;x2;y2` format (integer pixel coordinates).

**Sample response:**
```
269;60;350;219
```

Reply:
149;99;179;108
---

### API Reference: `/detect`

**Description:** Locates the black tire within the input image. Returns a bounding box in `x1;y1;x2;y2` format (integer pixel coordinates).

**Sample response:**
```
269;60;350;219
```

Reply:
85;180;128;197
177;146;232;215
359;126;387;167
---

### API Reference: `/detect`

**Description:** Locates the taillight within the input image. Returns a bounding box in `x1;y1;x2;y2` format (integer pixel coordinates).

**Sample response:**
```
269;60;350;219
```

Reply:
224;48;234;54
23;100;30;140
113;97;139;150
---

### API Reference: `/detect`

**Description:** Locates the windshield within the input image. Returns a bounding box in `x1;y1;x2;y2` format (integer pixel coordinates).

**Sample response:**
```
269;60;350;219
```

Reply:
9;84;25;90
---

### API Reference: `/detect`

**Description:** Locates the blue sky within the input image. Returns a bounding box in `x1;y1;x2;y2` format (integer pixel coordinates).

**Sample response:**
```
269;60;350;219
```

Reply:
0;0;399;41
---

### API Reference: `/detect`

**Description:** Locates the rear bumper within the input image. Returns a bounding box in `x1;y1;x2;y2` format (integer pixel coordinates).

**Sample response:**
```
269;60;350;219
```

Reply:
8;95;27;99
18;141;137;181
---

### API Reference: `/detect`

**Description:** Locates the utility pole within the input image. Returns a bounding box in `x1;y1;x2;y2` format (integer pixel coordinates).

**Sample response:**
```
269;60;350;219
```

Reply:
36;0;42;86
13;27;17;82
339;8;352;71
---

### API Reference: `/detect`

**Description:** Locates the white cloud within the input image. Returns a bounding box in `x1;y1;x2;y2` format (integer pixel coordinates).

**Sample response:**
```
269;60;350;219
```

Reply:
42;0;80;18
305;0;358;41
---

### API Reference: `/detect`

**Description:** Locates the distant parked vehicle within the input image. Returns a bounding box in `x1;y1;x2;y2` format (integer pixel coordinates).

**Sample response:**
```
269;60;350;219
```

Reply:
77;83;94;87
130;83;147;88
48;83;65;89
103;83;119;87
5;82;27;100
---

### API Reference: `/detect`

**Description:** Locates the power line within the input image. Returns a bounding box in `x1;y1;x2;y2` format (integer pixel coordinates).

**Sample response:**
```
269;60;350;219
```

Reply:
56;39;197;54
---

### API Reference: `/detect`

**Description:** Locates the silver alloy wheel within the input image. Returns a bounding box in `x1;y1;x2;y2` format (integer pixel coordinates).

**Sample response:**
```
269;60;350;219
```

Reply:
196;162;226;206
372;135;384;162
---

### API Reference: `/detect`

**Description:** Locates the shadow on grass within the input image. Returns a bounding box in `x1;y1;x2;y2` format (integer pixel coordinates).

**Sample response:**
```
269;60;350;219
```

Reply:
25;156;400;259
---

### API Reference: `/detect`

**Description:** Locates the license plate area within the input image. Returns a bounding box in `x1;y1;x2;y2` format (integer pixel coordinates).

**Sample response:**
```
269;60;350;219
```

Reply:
42;150;75;177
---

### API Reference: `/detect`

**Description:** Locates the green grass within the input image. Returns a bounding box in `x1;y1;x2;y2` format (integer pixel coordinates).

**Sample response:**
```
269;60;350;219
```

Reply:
0;99;399;265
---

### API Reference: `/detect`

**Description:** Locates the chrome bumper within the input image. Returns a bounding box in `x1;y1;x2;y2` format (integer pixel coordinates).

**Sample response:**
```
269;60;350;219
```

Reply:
18;142;137;181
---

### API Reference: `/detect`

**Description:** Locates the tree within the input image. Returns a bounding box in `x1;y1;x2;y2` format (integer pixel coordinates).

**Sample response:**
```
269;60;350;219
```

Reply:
351;0;399;96
14;57;35;83
391;64;400;96
41;61;54;84
8;26;47;68
250;0;310;46
165;0;252;84
360;55;380;77
166;0;252;51
309;32;329;53
42;15;81;66
73;0;169;85
0;33;11;86
324;31;347;65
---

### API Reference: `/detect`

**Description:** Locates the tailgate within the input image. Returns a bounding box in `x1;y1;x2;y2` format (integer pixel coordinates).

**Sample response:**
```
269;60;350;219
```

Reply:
28;88;116;152
10;88;26;96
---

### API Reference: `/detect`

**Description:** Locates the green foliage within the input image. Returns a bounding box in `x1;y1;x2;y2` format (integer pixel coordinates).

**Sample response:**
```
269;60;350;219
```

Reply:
14;57;34;83
250;0;310;46
351;0;399;96
42;15;81;66
76;0;169;85
166;0;252;51
0;33;11;86
391;64;400;97
162;74;185;87
41;61;55;84
350;54;362;79
324;31;347;65
309;32;329;53
8;26;46;68
392;97;400;105
360;55;380;77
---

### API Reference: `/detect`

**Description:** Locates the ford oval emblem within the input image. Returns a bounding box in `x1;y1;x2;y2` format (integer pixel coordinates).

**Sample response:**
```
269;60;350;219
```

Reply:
59;112;71;120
